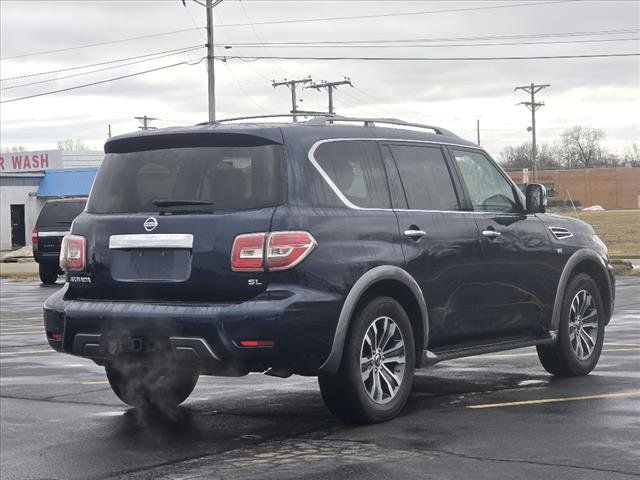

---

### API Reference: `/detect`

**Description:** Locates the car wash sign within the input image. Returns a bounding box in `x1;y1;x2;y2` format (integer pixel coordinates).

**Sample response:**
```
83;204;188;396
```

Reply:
0;150;62;173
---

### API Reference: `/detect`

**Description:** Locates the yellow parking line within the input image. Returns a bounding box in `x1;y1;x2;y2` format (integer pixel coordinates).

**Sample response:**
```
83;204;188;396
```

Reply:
0;331;44;336
467;390;640;409
452;347;640;360
82;380;109;385
0;317;42;321
0;349;51;356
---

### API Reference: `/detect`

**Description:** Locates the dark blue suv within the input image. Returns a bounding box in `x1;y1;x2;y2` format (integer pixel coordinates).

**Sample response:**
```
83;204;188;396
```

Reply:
44;116;615;423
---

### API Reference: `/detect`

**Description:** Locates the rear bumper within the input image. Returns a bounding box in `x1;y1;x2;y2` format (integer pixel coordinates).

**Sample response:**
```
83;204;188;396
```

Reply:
34;251;60;264
43;284;343;375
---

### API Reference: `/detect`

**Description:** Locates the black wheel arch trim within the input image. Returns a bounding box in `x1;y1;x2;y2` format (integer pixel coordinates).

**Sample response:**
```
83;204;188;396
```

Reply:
550;248;614;331
319;265;429;374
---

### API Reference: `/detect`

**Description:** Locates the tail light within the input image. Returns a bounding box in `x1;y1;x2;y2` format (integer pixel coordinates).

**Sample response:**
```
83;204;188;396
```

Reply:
60;234;86;271
230;231;316;272
31;228;38;248
266;231;317;271
230;233;266;272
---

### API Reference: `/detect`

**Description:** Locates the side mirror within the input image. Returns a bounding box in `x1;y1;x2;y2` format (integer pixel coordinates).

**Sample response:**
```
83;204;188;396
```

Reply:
525;183;547;214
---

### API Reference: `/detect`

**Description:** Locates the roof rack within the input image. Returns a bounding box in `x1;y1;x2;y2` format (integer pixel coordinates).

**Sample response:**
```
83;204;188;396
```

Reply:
303;115;458;137
196;113;331;125
196;114;459;138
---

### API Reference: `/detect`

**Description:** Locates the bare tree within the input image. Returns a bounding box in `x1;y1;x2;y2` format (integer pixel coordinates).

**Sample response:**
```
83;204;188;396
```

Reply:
499;142;557;170
622;143;640;167
557;126;606;168
57;139;88;151
1;145;27;153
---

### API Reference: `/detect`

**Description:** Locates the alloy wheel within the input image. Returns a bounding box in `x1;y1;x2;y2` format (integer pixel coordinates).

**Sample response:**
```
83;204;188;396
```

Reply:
360;316;406;404
569;289;599;360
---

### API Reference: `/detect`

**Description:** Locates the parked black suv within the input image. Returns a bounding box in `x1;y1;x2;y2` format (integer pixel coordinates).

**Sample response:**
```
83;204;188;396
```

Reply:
33;198;87;284
44;116;615;423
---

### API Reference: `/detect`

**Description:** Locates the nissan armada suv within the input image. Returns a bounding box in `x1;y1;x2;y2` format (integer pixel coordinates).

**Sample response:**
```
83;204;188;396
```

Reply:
33;198;87;284
44;116;615;423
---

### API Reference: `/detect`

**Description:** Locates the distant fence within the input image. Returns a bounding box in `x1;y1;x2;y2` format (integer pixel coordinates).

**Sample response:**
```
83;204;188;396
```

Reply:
507;167;640;209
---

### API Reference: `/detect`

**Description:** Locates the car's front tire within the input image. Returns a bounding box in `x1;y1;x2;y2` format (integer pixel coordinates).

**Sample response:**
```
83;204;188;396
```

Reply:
318;296;415;424
105;363;199;409
39;263;58;284
537;273;605;376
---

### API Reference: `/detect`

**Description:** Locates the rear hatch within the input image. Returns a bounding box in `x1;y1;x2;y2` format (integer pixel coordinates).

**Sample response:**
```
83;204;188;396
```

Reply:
71;131;286;302
35;199;86;255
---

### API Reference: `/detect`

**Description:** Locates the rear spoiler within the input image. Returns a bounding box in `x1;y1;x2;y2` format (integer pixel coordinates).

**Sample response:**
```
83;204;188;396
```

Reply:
105;131;283;154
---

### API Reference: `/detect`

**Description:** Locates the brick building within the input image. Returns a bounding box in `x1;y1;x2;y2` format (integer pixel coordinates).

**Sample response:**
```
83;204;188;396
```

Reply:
508;167;640;210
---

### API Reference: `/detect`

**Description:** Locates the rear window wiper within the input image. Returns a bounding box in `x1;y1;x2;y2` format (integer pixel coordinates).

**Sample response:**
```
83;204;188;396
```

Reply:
151;199;214;207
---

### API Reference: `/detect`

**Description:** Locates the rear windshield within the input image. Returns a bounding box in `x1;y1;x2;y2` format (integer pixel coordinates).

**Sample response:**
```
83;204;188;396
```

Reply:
36;200;86;227
86;145;286;214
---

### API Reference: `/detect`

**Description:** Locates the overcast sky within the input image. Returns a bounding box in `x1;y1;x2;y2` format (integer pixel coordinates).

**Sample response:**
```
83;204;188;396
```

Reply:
1;0;638;157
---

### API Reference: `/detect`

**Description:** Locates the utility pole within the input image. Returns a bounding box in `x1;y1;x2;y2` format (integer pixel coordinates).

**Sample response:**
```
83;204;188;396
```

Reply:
183;0;222;122
135;115;158;130
307;77;353;115
108;124;112;138
515;82;550;182
205;0;223;123
272;77;312;122
476;119;480;146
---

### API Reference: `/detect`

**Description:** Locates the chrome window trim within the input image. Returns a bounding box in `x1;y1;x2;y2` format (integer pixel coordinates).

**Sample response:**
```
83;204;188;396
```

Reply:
307;137;501;215
109;233;194;249
38;231;70;238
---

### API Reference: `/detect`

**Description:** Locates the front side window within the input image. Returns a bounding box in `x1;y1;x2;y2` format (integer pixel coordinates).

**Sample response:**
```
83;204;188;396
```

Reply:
451;149;518;213
388;144;459;211
314;140;391;208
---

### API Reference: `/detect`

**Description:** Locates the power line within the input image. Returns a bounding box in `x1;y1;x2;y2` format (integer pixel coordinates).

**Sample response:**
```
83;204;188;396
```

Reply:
218;52;640;61
1;27;205;60
220;37;639;49
214;1;575;27
1;46;205;90
0;57;205;104
217;28;640;46
238;0;289;77
0;45;206;82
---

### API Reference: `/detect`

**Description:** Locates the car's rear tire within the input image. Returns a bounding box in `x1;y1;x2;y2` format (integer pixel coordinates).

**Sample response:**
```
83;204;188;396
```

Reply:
39;263;58;284
105;363;199;409
318;296;415;424
537;273;605;376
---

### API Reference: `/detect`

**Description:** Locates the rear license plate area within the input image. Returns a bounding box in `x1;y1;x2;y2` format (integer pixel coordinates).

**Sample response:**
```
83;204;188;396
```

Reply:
110;249;191;282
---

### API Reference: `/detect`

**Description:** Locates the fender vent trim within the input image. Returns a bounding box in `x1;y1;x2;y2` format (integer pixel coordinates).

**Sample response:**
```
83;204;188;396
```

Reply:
549;226;573;240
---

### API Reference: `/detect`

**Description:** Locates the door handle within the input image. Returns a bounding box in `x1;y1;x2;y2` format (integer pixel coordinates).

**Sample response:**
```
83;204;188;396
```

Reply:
404;229;427;240
482;229;502;238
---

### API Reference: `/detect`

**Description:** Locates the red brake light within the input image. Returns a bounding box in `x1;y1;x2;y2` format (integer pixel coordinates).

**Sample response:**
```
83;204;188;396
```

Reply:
230;231;317;272
31;228;38;246
60;234;85;271
266;231;317;271
238;340;274;348
230;233;266;272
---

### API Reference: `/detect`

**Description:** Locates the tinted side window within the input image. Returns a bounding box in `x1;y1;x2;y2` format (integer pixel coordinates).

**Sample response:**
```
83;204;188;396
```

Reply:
388;144;459;211
451;149;518;213
314;140;391;208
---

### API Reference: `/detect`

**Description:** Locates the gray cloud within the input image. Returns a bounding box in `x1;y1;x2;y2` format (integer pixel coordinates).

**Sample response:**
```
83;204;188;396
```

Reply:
1;0;638;154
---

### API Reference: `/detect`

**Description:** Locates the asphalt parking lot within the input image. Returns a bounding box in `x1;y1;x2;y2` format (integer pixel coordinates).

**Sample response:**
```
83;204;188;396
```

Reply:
1;277;639;480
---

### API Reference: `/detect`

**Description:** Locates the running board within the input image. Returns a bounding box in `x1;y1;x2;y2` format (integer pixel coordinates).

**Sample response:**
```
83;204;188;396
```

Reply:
420;331;557;367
